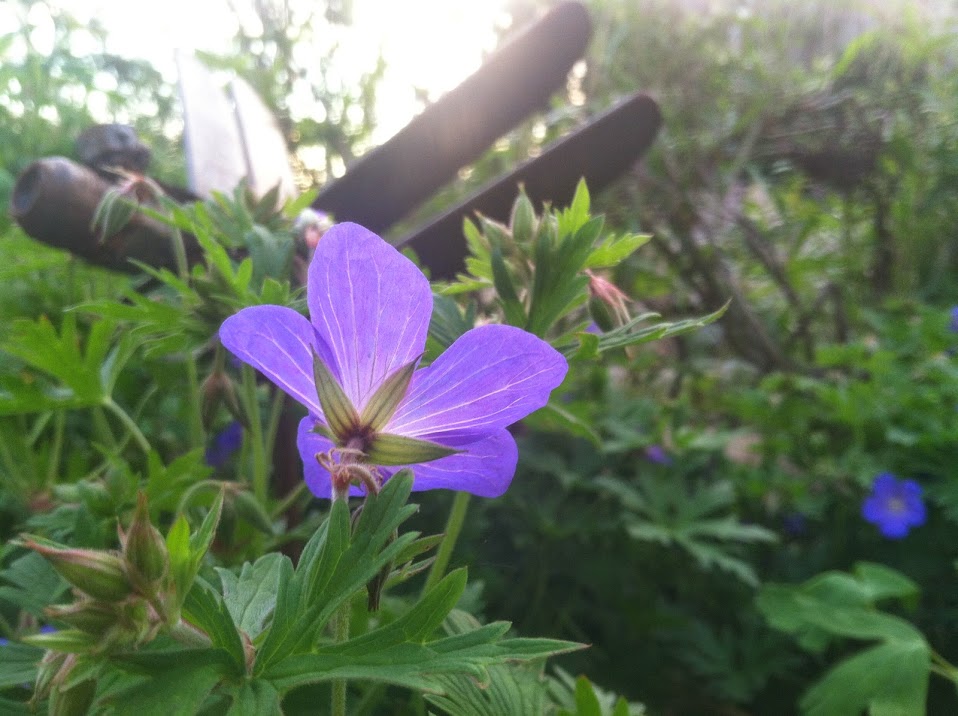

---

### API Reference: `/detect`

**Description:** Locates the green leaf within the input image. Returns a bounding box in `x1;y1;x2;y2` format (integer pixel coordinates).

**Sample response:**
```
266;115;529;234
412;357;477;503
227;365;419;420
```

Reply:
216;552;287;641
526;401;601;446
558;304;730;359
183;577;246;672
226;679;282;716
166;515;192;605
262;618;582;693
491;245;527;327
428;294;476;353
0;551;68;615
613;476;775;585
0;697;30;715
0;641;43;688
167;489;224;609
0;315;135;415
801;641;929;716
758;563;932;715
102;649;234;715
190;488;225;561
254;474;418;675
585;233;651;269
343;569;468;652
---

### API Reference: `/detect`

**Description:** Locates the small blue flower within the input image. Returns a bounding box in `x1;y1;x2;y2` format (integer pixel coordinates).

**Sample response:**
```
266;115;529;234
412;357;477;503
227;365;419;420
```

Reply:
782;512;807;537
205;422;243;468
950;306;958;333
862;473;926;539
644;445;672;465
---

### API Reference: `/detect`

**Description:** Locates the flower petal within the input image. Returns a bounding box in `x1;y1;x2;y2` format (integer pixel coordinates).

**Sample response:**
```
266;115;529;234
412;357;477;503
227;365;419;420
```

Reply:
400;429;518;497
220;306;330;416
307;223;432;412
386;324;568;445
296;419;517;498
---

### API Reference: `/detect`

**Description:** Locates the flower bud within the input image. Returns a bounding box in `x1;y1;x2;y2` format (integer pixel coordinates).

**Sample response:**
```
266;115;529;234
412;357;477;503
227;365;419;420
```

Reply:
33;650;69;704
586;270;630;331
200;368;243;430
588;294;616;332
23;539;132;602
50;676;96;716
124;492;169;594
45;601;117;636
509;191;537;246
294;208;333;251
21;629;97;654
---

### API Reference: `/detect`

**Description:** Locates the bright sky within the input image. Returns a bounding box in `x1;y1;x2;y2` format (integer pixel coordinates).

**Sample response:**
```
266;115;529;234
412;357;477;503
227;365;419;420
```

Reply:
3;0;509;142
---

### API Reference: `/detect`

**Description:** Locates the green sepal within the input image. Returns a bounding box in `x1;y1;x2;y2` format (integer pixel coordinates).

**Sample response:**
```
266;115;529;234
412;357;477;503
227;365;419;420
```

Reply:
312;350;359;441
359;357;420;431
21;629;98;654
366;433;460;466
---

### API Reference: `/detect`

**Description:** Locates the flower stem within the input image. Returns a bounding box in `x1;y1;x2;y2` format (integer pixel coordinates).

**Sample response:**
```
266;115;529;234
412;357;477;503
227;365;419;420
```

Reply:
102;398;151;456
44;410;65;489
168;619;212;648
241;366;269;503
931;649;958;684
185;353;204;448
331;603;351;716
423;491;472;593
271;481;309;520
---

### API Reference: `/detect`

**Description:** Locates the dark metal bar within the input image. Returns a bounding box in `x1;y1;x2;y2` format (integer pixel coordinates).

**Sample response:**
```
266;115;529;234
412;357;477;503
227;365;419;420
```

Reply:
312;1;592;233
398;92;663;279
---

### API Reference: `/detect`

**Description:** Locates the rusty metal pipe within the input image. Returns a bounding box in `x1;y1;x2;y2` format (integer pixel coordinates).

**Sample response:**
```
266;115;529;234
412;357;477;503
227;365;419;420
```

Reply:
10;157;196;272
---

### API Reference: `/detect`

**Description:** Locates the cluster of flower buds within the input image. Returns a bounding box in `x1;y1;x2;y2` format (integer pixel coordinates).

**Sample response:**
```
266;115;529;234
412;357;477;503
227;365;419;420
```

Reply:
19;492;173;704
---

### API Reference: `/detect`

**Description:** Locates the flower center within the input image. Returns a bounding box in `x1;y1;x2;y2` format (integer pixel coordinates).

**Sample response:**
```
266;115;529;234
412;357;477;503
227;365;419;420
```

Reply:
886;496;907;514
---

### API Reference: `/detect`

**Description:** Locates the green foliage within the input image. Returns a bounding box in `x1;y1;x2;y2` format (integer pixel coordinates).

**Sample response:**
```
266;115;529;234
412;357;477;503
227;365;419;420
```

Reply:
5;0;958;712
0;315;137;415
441;183;722;360
603;477;777;587
758;563;930;715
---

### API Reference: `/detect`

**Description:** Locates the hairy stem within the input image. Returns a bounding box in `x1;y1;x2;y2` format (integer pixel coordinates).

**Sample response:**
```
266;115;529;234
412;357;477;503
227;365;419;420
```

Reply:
331;604;351;716
423;491;472;593
241;366;269;504
102;398;151;456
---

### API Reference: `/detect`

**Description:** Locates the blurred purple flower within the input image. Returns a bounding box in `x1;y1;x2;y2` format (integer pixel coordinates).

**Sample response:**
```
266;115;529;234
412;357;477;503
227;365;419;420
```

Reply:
782;512;807;537
220;223;567;499
644;445;672;465
205;422;243;468
862;473;926;539
950;306;958;333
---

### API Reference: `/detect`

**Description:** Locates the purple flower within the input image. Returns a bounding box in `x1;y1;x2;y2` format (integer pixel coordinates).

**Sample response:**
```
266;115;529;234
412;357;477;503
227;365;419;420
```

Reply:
782;512;807;537
205;422;243;468
219;223;568;499
644;445;672;465
950;306;958;333
862;473;927;539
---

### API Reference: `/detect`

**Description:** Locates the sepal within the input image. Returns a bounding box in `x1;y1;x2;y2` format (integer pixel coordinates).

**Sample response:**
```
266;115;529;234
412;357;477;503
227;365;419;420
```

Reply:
312;349;359;441
359;357;419;430
366;433;461;466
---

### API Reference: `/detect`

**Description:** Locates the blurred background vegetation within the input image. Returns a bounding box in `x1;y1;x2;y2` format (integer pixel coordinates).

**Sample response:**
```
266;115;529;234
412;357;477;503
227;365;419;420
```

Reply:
3;0;958;713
